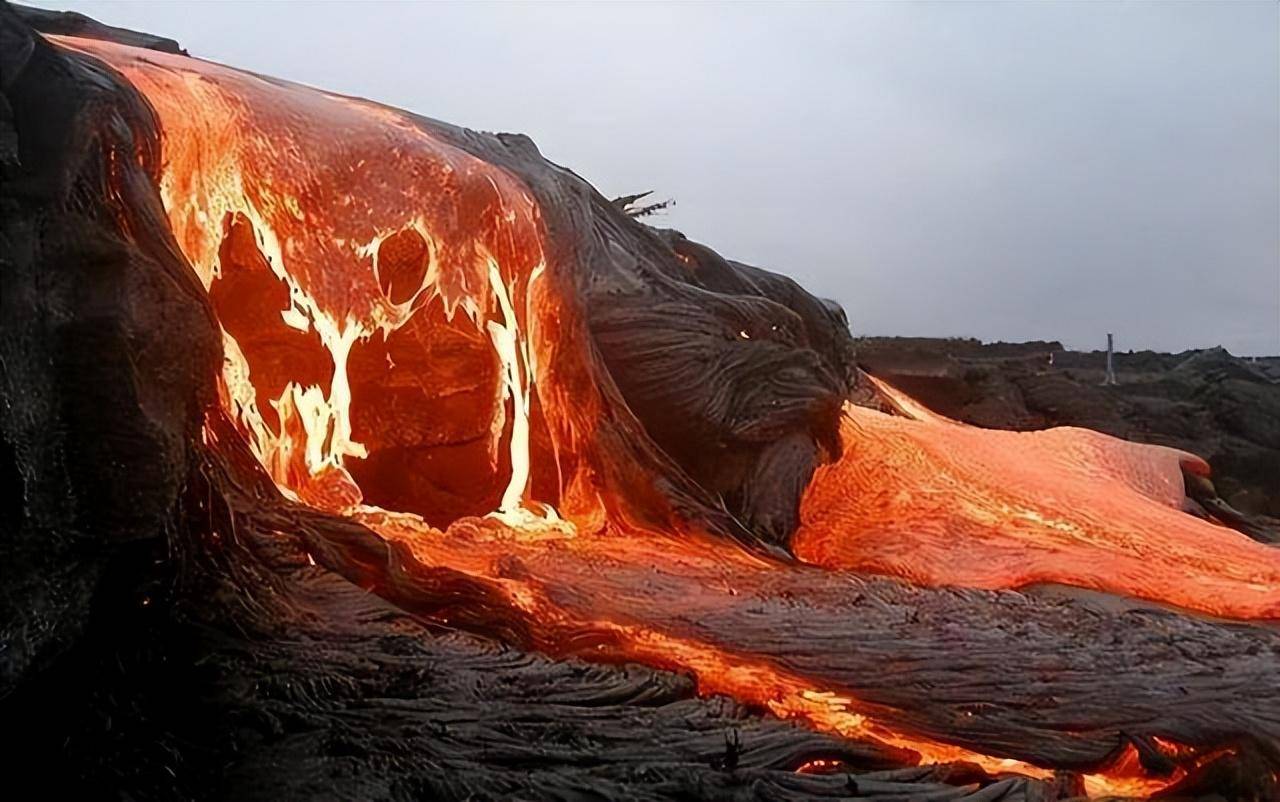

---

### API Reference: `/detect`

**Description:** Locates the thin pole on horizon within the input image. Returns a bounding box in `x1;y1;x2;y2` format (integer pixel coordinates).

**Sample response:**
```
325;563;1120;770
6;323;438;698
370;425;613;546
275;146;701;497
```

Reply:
1104;333;1118;386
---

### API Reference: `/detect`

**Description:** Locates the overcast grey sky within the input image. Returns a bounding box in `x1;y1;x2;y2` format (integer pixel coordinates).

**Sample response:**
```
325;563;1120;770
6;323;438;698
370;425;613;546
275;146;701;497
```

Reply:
35;1;1280;354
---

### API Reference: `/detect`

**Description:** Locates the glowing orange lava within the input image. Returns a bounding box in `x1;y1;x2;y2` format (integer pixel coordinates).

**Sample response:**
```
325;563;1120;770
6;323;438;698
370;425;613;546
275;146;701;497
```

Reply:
51;34;1269;798
796;377;1280;620
55;33;565;527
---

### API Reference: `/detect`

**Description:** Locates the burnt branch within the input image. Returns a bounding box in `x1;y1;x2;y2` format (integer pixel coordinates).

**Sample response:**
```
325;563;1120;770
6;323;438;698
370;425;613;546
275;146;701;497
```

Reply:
612;189;674;218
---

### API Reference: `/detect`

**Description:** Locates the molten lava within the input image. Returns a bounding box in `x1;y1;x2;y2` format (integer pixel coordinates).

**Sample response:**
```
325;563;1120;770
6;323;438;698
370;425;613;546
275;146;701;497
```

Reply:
58;32;559;527
53;34;1276;798
797;377;1280;620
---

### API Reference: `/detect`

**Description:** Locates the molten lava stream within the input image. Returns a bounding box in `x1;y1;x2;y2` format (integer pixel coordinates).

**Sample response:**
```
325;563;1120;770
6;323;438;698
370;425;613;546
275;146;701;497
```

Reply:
795;377;1280;621
356;509;1192;798
52;34;1265;799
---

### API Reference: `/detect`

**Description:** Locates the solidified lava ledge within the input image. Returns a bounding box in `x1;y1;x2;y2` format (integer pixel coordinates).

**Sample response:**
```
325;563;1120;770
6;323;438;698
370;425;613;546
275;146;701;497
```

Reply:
2;6;1278;801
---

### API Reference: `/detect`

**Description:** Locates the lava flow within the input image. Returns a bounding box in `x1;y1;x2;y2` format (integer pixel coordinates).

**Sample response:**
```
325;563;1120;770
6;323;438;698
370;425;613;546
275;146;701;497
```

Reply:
53;34;1275;798
797;377;1280;620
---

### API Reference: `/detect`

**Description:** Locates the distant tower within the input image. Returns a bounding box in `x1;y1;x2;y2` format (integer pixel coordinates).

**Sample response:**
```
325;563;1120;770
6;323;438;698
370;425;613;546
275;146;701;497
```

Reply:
1104;333;1117;385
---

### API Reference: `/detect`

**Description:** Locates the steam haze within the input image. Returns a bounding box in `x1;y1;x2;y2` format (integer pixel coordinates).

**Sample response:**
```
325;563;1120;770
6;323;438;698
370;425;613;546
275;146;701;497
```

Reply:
33;0;1280;354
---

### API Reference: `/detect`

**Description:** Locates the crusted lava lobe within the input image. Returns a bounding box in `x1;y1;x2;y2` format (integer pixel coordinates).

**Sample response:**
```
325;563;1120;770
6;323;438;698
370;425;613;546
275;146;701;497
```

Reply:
588;227;858;549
